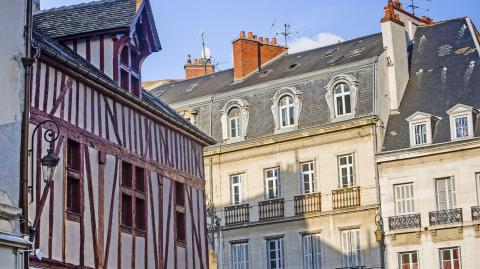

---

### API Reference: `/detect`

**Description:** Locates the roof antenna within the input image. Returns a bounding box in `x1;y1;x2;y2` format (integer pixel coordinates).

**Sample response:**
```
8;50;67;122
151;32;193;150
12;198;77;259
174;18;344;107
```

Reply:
272;22;306;47
406;0;431;16
200;32;208;73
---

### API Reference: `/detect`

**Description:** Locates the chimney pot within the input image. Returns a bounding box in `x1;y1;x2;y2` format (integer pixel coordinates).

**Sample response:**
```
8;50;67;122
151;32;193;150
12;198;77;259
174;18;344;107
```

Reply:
194;58;198;64
240;31;246;38
252;35;257;40
264;38;269;43
271;37;277;44
199;58;204;64
247;32;253;39
258;37;264;42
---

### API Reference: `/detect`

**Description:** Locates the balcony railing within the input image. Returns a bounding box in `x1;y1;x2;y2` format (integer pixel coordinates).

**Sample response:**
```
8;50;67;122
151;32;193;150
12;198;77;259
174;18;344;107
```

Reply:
429;208;463;226
332;186;361;210
224;204;250;225
388;213;421;230
258;198;284;220
472;206;480;222
294;192;321;215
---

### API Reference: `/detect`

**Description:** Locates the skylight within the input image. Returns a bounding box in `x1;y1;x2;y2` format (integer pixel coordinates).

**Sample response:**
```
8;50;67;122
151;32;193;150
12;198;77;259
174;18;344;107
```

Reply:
185;83;199;92
287;63;299;70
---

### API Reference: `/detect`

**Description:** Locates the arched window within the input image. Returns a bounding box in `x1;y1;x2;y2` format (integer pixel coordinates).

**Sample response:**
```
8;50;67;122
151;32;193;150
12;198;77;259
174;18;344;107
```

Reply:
334;83;351;116
279;95;295;128
228;107;241;139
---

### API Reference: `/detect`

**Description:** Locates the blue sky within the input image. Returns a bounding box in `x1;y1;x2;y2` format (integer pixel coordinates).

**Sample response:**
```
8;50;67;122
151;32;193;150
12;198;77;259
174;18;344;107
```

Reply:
43;0;480;81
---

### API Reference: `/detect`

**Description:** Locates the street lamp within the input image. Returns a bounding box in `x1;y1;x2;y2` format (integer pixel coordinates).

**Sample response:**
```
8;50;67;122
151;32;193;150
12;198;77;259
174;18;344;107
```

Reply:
374;213;385;269
206;196;221;250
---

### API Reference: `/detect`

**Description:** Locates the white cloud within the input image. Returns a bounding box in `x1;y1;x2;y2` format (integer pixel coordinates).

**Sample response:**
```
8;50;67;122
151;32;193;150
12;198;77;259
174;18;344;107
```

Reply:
288;33;345;53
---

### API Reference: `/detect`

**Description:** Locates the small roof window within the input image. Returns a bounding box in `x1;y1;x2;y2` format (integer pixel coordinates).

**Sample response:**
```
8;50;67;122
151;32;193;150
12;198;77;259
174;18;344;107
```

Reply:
322;48;337;58
185;83;199;92
287;63;299;70
260;69;273;77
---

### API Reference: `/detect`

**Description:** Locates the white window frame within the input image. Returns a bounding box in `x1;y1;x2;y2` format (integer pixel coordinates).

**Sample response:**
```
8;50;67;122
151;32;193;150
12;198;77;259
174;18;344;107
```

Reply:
301;161;315;194
220;99;249;142
229;115;241;139
271;87;302;134
435;177;457;210
398;251;419;269
279;95;295;128
266;238;283;269
439;247;461;269
265;168;280;199
447;103;476;141
334;83;352;117
303;234;322;269
413;122;428;146
338;154;355;188
232;242;249;269
394;183;415;215
406;112;436;147
231;174;244;205
324;74;358;121
340;229;362;268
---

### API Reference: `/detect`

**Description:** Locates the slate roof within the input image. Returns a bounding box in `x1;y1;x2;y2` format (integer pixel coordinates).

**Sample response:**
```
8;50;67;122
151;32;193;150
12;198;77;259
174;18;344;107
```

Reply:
153;33;384;104
33;0;160;51
383;18;480;151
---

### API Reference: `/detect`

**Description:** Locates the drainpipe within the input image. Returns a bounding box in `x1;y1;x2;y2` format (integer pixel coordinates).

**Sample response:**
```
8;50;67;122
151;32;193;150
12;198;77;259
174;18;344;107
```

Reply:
20;0;34;268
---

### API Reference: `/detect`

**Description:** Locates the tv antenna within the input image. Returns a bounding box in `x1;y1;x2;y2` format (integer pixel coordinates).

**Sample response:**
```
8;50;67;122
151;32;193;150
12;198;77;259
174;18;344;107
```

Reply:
200;32;209;73
406;0;431;15
269;20;306;47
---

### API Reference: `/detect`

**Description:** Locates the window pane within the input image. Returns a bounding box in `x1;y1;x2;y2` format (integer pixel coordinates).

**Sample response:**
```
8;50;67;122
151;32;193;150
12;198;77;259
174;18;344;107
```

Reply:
336;96;343;115
345;94;351;114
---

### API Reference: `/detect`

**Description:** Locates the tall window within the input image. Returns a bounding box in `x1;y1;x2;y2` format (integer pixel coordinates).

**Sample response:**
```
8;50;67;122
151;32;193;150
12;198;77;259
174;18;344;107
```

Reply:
66;140;81;217
338;154;355;188
440;247;461;269
341;229;362;268
232;242;249;269
334;83;351;117
175;182;186;244
231;174;244;205
303;234;322;269
228;107;241;139
119;45;141;96
436;177;456;210
394;183;415;215
454;116;469;139
301;161;315;194
413;123;428;145
265;168;280;199
399;251;418;269
279;95;295;128
121;162;146;232
266;238;283;269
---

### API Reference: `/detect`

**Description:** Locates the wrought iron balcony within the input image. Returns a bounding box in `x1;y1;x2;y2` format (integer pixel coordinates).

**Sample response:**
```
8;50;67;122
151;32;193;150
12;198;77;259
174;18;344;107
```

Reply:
388;213;421;230
472;206;480;222
224;204;250;226
332;186;361;210
258;198;284;220
294;192;321;215
429;208;463;226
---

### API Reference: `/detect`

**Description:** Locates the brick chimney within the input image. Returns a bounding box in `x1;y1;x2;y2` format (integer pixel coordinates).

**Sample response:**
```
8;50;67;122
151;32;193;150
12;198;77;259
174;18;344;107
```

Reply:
232;31;287;81
184;55;214;79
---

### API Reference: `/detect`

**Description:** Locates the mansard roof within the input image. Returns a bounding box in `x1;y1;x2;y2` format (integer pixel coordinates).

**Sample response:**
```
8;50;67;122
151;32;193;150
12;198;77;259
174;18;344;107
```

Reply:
33;29;213;145
383;17;480;151
153;33;383;104
33;0;160;50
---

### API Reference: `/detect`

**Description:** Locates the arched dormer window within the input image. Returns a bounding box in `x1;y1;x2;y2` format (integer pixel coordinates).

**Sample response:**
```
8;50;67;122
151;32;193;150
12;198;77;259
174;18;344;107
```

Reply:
271;87;302;134
221;99;249;142
325;74;358;121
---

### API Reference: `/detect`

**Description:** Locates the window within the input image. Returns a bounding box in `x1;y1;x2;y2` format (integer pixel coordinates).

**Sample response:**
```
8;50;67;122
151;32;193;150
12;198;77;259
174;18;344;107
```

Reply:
399;251;418;269
340;229;362;268
232;242;249;269
175;182;186;245
279;95;295;128
120;162;146;232
454;116;469;139
413;123;428;145
66;140;81;218
394;183;415;215
266;238;283;269
440;247;461;269
436;177;456;210
231;174;244;205
265;168;280;199
338;154;355;188
118;45;142;96
301;161;315;194
228;107;241;139
334;83;352;117
303;234;322;269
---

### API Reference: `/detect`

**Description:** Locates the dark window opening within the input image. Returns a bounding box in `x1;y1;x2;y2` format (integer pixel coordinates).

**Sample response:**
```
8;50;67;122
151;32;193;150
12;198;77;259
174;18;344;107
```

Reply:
121;193;133;227
67;139;81;171
175;182;185;207
131;76;140;96
288;63;299;70
120;69;129;91
120;161;147;232
135;166;145;192
135;198;146;230
176;211;186;242
66;176;80;214
122;162;132;188
120;47;129;65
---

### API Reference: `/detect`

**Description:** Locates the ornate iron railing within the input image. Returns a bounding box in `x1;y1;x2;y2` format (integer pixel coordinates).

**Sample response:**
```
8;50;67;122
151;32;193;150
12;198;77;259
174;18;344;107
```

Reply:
224;204;250;225
294;192;321;215
258;198;284;220
332;186;361;209
429;208;463;226
388;213;421;230
472;206;480;222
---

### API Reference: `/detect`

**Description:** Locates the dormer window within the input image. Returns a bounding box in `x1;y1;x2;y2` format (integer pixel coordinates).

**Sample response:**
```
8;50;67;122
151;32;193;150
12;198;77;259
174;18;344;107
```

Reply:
271;87;302;134
406;112;439;147
228;107;241;139
279;95;295;128
334;83;351;117
119;45;142;96
221;99;249;143
325;74;358;121
447;104;476;141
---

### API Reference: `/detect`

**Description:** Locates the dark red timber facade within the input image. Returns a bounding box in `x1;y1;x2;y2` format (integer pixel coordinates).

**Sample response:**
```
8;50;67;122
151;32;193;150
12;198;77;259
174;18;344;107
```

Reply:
29;1;214;268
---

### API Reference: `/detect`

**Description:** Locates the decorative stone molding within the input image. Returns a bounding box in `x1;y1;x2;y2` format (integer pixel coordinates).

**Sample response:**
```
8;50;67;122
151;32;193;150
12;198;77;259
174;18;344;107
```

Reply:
271;87;302;134
0;191;22;220
221;98;250;142
324;74;359;121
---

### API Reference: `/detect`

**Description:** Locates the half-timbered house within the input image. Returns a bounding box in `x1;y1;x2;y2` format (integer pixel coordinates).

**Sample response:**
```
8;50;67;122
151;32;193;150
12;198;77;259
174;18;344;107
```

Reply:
28;1;214;268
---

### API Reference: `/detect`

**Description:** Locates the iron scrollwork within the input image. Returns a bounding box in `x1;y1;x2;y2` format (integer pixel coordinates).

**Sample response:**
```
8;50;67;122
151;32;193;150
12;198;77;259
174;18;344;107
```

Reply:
388;213;421;230
429;208;463;226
